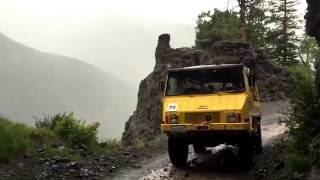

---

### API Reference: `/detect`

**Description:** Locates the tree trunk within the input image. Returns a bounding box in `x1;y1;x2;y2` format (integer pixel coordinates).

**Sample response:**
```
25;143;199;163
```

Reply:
238;0;248;42
283;0;288;64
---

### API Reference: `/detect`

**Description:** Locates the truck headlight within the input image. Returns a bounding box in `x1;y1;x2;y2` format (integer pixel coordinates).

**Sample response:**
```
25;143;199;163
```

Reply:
227;112;241;123
169;114;179;124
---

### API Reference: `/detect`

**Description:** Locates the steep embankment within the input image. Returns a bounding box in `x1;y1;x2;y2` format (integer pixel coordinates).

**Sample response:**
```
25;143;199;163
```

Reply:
122;34;290;145
0;32;135;138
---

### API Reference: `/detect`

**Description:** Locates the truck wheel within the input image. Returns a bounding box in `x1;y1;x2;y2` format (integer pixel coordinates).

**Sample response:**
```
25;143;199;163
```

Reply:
193;144;206;154
255;129;263;154
238;141;254;169
254;119;263;154
168;136;188;167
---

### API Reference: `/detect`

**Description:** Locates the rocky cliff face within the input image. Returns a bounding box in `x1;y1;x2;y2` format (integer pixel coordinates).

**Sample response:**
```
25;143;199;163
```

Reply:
306;0;320;178
122;34;289;145
306;0;320;44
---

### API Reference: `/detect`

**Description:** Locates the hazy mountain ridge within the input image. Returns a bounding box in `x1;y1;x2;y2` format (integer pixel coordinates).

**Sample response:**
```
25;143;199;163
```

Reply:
0;17;195;85
0;32;135;138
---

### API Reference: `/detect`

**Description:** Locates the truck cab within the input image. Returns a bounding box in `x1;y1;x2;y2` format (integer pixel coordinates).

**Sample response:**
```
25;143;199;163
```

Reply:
161;64;262;167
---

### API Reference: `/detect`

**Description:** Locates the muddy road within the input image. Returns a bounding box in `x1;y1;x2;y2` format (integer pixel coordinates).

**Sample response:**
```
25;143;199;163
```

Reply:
112;101;289;180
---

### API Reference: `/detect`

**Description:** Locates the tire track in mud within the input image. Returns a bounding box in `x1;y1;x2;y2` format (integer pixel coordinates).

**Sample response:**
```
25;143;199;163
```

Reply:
112;101;289;180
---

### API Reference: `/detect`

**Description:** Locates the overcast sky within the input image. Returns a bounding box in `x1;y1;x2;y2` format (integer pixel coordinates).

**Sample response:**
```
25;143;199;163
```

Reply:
0;0;239;25
0;0;307;84
0;0;307;25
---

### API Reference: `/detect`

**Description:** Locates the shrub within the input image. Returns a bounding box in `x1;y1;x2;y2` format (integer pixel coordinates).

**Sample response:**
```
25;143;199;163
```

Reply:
30;128;58;145
35;113;70;130
35;113;100;149
284;66;318;173
287;153;311;173
285;66;316;144
0;117;33;162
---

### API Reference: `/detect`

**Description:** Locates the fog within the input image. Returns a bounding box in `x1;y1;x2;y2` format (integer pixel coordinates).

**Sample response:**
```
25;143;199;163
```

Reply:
0;14;196;139
0;0;243;84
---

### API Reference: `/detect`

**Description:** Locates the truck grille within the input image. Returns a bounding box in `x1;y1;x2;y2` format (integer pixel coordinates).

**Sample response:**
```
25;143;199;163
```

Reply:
185;112;220;124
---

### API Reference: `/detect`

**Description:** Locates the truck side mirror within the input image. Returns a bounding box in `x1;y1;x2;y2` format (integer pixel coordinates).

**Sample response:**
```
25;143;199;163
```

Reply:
159;81;165;93
249;74;256;86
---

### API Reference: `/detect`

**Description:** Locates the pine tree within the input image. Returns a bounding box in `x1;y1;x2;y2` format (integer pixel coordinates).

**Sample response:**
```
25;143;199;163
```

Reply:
237;0;248;42
195;9;242;49
195;2;269;50
267;0;300;66
236;0;269;48
246;0;269;49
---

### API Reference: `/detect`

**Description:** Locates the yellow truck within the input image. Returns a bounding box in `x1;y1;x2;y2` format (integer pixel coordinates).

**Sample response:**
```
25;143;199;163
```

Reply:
160;64;262;167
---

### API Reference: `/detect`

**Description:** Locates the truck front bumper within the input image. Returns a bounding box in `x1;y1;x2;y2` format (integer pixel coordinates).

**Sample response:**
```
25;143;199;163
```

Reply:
161;123;250;133
161;123;251;146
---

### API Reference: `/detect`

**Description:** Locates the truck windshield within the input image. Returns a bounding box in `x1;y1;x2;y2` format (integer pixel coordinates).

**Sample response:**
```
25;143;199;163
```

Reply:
166;66;245;96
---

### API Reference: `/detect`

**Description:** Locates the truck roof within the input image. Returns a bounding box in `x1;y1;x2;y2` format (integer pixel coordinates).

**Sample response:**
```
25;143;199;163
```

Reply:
168;64;244;72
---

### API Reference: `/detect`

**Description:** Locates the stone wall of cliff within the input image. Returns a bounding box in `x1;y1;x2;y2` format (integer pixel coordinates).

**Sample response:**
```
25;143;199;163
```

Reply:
122;34;289;145
306;0;320;44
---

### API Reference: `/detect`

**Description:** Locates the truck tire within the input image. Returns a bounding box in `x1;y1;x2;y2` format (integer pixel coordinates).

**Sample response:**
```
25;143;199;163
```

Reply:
168;136;188;167
238;141;254;169
254;124;263;154
253;118;262;154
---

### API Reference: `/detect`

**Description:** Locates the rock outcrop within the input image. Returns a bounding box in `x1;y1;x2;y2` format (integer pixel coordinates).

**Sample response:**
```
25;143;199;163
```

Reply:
122;34;289;145
305;0;320;44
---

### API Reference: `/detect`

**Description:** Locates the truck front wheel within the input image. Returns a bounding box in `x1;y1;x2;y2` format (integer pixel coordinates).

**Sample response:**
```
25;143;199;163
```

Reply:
168;136;188;167
254;116;263;154
254;125;263;154
238;141;254;169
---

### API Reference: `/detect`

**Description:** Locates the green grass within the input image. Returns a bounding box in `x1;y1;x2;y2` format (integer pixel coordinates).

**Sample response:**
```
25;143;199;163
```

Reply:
0;117;33;162
0;114;122;163
35;113;100;149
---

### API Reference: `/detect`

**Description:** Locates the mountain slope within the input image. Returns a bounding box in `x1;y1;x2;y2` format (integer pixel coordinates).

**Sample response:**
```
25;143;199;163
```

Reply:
0;32;135;138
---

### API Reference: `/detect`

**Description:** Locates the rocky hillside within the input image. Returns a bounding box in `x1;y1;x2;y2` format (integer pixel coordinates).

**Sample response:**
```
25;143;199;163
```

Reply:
122;34;289;145
0;32;135;138
306;0;320;45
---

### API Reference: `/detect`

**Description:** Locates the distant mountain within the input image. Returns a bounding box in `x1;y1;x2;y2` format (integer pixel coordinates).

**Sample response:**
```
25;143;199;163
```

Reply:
0;17;195;85
0;32;135;139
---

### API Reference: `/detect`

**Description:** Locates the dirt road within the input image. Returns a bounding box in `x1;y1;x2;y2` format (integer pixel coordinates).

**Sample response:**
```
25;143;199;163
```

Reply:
112;101;289;180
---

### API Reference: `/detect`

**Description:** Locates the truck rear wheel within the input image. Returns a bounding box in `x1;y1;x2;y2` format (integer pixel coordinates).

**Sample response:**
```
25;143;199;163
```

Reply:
168;136;188;167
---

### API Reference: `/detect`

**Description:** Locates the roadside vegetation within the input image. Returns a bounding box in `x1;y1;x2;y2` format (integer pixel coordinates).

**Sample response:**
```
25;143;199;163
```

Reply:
0;113;121;163
284;49;320;176
0;117;33;162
